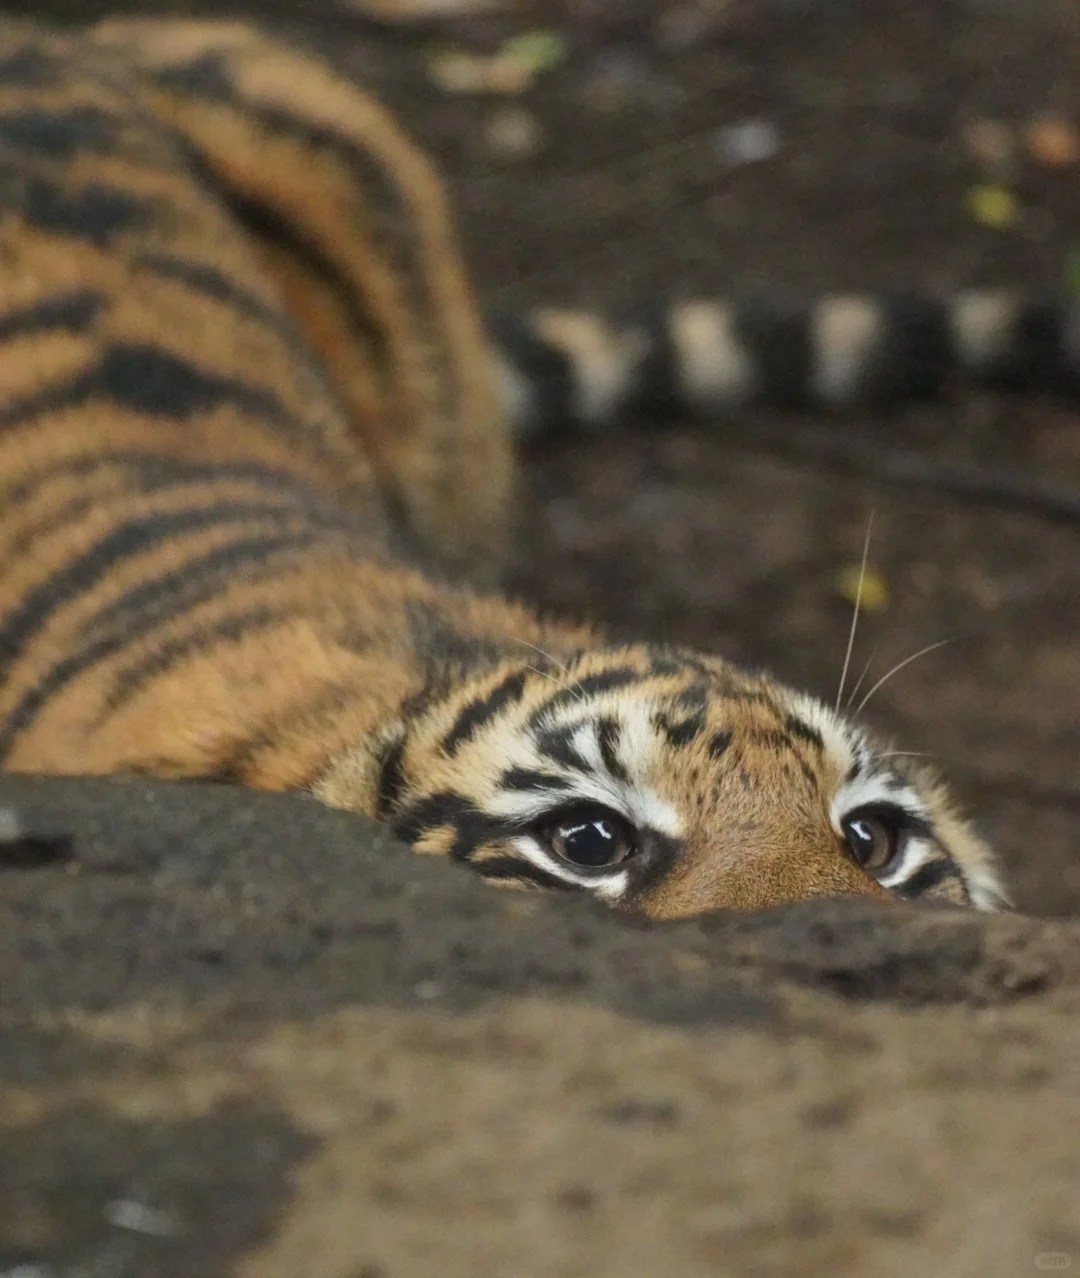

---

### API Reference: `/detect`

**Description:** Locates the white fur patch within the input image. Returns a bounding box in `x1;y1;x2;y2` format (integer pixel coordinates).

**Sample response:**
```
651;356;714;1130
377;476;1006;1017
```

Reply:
531;309;647;426
876;836;935;891
490;346;536;436
669;302;757;409
950;289;1017;372
811;295;884;405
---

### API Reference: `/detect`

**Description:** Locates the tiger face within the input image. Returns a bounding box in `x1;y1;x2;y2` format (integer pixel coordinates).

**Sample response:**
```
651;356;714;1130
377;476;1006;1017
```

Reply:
316;646;1007;917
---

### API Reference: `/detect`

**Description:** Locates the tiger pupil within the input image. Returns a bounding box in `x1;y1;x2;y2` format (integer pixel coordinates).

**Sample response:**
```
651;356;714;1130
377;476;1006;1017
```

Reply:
561;817;620;866
851;819;875;851
844;813;895;870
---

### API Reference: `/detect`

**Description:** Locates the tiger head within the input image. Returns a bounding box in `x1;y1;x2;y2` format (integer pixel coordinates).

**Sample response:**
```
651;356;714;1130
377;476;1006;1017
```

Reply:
316;645;1008;917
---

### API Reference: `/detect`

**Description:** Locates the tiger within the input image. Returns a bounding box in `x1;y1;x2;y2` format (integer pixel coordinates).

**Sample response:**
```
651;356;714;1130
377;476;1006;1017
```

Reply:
0;16;1017;917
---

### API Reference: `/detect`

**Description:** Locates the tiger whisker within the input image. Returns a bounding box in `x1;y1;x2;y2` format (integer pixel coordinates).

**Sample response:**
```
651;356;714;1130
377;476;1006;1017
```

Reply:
514;638;585;703
855;639;953;716
835;513;874;713
521;663;585;703
513;638;574;679
845;641;880;711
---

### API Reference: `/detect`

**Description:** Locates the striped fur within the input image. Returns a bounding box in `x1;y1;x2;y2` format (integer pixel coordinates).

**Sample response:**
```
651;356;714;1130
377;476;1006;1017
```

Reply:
0;18;1008;915
494;291;1080;434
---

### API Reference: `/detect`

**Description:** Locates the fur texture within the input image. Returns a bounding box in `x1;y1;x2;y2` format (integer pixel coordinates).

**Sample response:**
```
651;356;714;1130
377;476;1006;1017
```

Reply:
0;18;1009;915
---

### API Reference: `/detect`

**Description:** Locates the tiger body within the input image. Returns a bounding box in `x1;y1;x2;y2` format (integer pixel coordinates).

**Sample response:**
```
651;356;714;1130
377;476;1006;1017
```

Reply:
0;18;1008;915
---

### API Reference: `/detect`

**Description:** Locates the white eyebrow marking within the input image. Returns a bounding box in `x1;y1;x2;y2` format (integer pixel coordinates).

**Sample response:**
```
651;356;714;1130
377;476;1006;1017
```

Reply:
571;722;602;770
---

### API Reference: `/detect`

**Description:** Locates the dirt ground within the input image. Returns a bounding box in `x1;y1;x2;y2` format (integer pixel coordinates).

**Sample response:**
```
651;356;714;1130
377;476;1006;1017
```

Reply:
2;2;1080;1275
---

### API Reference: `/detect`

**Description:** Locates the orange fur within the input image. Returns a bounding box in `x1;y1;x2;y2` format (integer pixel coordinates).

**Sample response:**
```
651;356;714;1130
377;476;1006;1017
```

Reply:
0;19;1007;915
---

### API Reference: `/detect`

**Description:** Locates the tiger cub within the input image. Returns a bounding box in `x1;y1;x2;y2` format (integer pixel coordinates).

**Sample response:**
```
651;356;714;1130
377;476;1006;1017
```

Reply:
0;18;1008;915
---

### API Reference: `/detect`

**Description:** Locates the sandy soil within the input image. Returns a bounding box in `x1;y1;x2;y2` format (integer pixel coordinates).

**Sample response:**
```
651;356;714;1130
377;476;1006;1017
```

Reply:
2;2;1080;1275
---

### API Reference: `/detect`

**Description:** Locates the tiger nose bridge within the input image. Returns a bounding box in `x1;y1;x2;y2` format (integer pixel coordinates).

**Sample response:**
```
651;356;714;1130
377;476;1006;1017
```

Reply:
778;817;893;901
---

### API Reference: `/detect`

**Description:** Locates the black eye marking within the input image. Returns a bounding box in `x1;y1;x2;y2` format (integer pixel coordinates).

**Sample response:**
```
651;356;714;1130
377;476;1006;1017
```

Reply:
536;803;637;870
893;857;965;900
597;716;630;783
499;768;573;794
390;790;499;861
472;856;576;891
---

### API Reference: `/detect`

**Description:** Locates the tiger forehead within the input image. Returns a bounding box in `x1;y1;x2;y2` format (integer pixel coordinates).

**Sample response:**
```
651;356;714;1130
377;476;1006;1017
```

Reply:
427;654;850;774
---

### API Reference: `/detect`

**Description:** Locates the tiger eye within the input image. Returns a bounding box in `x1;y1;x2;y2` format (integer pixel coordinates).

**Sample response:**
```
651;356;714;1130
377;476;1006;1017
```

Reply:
546;807;636;868
842;810;901;873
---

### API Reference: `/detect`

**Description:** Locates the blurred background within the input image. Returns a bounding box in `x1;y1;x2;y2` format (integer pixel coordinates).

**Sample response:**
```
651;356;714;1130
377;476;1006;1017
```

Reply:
11;0;1080;915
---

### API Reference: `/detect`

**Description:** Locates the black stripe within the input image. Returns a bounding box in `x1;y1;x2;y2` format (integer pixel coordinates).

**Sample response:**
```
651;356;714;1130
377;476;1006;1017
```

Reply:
1;452;329;514
5;491;103;562
783;715;824;750
134;251;308;351
441;669;528;755
18;174;154;245
374;736;407;820
390;790;475;844
736;296;813;410
489;312;577;434
708;730;733;758
536;724;591;773
870;295;955;403
0;46;60;87
391;790;507;861
656;711;705;749
529;666;642;725
981;297;1080;399
96;602;293;725
0;456;349;576
597;716;629;783
0;342;320;441
673;682;708;712
472;856;576;891
152;51;236;100
0;291;102;344
0;533;325;760
77;522;333;645
405;600;510;672
0;106;124;158
86;343;292;422
498;768;572;794
625;303;682;418
894;857;964;900
239;194;385;356
0;501;326;685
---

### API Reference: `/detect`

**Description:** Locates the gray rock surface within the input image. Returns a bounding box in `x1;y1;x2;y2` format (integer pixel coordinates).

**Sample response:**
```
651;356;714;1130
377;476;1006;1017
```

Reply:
2;776;1079;1276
